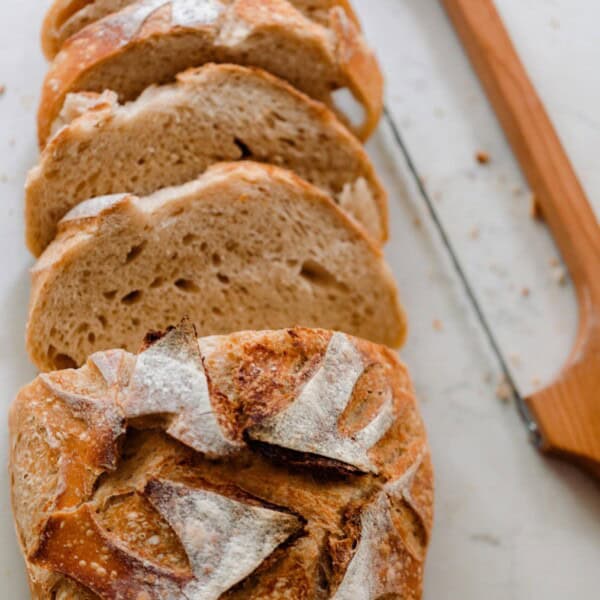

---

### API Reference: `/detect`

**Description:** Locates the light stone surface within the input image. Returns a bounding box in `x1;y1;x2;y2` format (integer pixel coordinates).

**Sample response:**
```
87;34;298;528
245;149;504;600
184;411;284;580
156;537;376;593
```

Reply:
0;0;598;597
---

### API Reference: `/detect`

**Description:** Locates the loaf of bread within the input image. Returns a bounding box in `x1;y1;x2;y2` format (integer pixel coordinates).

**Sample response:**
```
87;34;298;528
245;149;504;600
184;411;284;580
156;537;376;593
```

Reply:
11;321;433;599
41;0;361;59
27;63;387;256
37;0;383;146
26;161;405;372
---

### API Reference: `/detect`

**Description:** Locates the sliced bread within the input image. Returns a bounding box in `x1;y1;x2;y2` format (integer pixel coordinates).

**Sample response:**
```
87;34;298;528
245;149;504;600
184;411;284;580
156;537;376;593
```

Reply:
27;161;406;372
38;0;383;145
27;63;387;256
41;0;361;59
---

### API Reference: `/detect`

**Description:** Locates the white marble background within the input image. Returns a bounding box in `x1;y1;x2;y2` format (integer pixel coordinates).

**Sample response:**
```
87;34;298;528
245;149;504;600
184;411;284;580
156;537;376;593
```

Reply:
0;0;598;597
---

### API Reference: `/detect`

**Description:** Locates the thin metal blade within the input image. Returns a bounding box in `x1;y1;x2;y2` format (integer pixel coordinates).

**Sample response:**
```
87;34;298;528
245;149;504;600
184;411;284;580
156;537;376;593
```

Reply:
383;106;541;447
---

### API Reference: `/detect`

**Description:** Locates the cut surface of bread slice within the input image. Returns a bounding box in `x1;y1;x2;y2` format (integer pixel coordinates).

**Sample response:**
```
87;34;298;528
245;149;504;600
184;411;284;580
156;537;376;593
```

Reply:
26;64;387;256
38;0;383;146
41;0;361;59
27;162;405;372
12;322;433;598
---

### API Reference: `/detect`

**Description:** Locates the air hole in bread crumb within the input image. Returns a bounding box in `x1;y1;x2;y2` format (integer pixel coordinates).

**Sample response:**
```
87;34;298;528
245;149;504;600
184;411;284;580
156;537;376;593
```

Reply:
125;241;146;263
212;306;223;316
53;353;77;370
182;233;197;246
233;137;252;159
121;290;142;305
299;260;338;288
279;138;297;148
211;253;222;266
216;273;229;284
132;318;140;326
174;279;199;293
88;332;96;343
150;277;164;288
103;290;117;300
98;315;107;328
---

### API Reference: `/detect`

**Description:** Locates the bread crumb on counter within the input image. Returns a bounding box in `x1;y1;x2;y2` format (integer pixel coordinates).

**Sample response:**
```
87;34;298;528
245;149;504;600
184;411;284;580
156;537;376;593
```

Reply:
432;319;443;332
495;377;512;403
475;150;490;164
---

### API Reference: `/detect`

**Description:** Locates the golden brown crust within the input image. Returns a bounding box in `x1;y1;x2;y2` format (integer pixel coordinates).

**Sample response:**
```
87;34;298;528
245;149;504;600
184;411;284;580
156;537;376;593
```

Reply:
10;323;432;599
37;0;383;146
41;0;362;60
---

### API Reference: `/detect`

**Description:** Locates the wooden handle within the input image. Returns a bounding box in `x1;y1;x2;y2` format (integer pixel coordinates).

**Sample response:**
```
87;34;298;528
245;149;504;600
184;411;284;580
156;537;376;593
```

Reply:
441;0;600;476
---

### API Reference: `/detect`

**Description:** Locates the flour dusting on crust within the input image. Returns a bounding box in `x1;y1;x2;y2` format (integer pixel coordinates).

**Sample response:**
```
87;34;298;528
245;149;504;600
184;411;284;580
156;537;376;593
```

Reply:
120;322;239;456
248;332;393;472
146;479;302;599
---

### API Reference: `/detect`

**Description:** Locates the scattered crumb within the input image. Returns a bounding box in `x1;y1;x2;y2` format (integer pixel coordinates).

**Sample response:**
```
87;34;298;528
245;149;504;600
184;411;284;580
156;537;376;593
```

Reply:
529;191;543;220
531;377;541;388
521;287;530;298
469;532;501;547
512;186;524;197
413;217;422;228
509;354;521;368
495;376;512;402
468;226;480;240
8;138;15;147
0;85;5;96
432;319;443;332
475;151;490;165
549;257;560;267
552;265;568;286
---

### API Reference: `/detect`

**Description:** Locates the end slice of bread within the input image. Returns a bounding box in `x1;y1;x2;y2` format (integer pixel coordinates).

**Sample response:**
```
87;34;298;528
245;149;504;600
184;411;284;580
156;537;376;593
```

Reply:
27;63;387;256
41;0;361;59
27;162;406;372
38;0;383;146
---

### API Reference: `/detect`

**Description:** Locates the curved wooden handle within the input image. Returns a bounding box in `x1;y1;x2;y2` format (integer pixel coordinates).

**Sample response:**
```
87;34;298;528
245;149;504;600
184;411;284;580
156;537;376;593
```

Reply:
441;0;600;476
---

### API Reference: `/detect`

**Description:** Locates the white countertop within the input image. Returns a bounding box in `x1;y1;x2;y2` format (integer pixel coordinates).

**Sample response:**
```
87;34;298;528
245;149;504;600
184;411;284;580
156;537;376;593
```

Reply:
1;0;599;597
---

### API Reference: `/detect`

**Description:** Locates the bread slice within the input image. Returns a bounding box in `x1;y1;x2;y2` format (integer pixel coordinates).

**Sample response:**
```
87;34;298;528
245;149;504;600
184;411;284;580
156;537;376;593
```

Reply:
12;322;432;598
26;63;387;256
41;0;361;59
26;161;405;372
37;0;383;146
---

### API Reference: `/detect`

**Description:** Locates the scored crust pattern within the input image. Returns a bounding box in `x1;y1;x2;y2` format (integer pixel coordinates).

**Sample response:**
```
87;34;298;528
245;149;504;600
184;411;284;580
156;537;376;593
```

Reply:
10;321;432;599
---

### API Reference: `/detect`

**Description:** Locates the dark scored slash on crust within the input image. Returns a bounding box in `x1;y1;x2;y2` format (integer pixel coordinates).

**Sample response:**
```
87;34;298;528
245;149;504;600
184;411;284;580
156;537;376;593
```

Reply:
247;438;366;477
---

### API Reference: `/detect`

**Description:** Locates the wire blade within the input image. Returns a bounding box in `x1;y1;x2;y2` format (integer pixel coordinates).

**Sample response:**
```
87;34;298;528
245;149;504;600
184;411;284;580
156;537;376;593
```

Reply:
382;106;541;446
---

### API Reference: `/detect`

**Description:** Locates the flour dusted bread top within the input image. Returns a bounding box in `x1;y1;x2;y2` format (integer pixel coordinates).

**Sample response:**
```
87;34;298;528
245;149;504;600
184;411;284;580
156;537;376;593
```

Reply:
37;0;383;146
11;322;433;599
41;0;361;59
26;161;405;371
26;63;387;256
